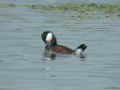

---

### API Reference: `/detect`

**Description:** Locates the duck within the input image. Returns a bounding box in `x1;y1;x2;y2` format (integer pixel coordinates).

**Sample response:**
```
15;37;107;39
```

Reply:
41;31;87;57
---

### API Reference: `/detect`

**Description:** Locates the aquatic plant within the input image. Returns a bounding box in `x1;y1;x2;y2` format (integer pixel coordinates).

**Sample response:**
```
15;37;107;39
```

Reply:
0;13;24;20
0;2;120;18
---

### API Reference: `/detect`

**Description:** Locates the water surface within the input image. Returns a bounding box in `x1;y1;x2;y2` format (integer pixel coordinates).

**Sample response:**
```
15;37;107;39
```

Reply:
0;0;120;90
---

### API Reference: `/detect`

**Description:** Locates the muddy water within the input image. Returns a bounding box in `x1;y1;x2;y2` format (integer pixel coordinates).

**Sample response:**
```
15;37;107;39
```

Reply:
0;1;120;90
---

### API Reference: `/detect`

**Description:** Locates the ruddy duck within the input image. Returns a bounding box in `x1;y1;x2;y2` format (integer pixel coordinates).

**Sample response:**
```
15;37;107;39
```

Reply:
41;31;87;57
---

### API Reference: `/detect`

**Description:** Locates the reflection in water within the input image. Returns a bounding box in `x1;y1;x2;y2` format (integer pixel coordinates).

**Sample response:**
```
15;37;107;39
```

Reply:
44;52;56;60
44;48;56;60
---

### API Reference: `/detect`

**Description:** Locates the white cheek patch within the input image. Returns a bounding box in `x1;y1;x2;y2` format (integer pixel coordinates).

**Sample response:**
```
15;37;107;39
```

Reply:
46;33;53;42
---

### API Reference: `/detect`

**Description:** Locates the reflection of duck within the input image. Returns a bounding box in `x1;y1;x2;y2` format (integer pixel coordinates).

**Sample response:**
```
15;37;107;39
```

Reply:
41;31;87;57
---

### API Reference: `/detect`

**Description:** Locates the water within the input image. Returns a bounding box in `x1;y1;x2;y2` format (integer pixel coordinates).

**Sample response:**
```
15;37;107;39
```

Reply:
0;0;120;90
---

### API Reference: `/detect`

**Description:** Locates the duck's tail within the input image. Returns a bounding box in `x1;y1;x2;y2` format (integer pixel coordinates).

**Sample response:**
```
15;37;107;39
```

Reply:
77;44;87;52
74;44;87;57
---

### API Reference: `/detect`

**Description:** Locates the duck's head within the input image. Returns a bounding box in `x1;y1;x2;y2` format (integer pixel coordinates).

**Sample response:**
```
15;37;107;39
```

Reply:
41;31;57;46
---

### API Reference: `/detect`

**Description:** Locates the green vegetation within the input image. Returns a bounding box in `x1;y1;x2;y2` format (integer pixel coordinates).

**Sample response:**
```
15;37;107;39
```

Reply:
0;13;24;20
0;2;120;18
0;2;120;12
104;86;120;89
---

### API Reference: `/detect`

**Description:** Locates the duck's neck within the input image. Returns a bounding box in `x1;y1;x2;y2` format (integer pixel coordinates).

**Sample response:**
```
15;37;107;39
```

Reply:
51;37;57;46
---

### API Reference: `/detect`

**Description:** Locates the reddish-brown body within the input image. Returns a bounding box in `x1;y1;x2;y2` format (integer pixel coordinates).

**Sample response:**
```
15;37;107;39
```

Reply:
45;45;74;54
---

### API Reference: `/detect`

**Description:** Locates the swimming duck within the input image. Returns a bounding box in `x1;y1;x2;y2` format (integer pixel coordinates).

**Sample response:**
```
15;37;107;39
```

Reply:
41;31;87;57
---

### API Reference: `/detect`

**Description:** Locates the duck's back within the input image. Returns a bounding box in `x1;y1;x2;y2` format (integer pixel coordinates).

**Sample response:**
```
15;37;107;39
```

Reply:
45;45;73;54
